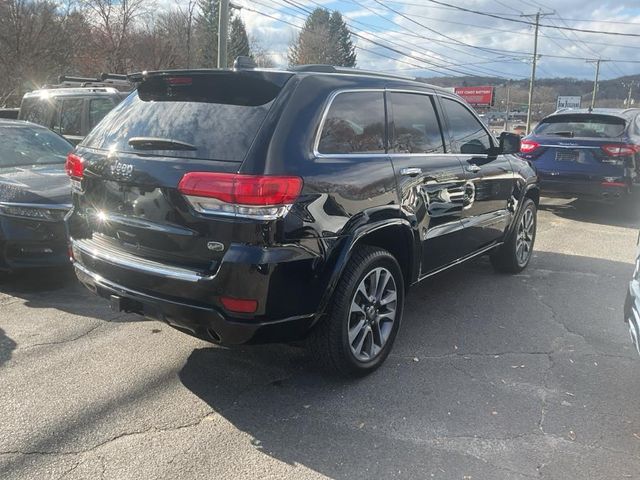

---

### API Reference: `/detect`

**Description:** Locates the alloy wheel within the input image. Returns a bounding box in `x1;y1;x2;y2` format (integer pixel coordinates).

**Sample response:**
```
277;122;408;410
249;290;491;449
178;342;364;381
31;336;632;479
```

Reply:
516;207;535;266
348;267;397;362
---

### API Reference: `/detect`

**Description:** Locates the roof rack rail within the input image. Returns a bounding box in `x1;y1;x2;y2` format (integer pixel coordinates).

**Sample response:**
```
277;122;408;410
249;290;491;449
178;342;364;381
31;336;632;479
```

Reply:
289;64;419;82
41;74;133;91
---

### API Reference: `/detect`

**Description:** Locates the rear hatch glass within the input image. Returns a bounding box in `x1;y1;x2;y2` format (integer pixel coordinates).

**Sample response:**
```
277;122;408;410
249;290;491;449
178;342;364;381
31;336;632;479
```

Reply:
71;71;293;281
534;114;626;138
81;72;291;162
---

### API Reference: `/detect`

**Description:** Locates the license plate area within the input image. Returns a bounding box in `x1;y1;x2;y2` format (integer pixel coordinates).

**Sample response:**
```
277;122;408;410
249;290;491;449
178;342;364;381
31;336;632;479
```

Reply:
555;149;579;162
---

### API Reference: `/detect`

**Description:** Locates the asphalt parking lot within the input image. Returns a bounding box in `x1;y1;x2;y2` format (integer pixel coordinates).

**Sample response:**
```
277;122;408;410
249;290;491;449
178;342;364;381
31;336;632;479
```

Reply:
0;198;638;480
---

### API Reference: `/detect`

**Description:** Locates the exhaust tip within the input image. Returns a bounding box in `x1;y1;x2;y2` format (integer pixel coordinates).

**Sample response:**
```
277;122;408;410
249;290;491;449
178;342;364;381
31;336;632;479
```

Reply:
207;328;222;343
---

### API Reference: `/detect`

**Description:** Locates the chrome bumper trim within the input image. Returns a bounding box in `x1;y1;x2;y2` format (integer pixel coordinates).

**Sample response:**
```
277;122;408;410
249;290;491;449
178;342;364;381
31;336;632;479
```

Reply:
72;239;214;283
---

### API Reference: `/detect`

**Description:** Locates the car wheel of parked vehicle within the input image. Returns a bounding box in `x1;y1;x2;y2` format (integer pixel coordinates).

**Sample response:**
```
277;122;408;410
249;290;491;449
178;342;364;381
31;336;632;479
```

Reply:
490;198;537;274
308;246;404;376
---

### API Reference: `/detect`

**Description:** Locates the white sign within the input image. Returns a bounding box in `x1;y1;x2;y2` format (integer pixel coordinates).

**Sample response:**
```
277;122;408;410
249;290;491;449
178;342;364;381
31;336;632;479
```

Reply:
556;96;582;109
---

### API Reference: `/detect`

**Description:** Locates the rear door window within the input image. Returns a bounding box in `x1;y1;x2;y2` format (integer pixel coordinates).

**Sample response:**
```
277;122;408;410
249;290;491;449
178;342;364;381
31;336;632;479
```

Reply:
389;92;444;154
442;98;492;155
59;98;84;136
89;98;115;128
82;73;288;162
534;114;626;138
317;91;385;155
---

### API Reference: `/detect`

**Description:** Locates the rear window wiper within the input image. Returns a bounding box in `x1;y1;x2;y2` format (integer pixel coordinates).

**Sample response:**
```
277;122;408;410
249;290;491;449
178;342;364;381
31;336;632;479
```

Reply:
128;137;197;151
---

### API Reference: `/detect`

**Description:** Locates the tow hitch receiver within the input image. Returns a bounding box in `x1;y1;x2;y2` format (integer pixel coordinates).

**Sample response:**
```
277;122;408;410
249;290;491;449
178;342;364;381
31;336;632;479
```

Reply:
109;294;143;314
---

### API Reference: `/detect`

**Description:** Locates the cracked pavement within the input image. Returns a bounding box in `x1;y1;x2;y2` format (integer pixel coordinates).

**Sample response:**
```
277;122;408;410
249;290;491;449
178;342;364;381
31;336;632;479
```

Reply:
0;197;638;479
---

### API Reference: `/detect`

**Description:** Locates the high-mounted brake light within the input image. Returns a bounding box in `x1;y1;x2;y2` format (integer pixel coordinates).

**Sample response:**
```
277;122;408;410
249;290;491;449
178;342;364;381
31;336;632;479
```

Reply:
166;76;192;86
65;153;84;179
520;139;540;154
178;172;303;220
601;144;640;157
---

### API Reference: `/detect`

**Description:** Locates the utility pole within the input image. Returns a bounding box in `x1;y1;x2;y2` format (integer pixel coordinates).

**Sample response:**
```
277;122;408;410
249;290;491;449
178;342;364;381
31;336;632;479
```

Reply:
587;59;606;110
625;81;635;107
522;11;552;135
217;0;229;68
504;81;511;132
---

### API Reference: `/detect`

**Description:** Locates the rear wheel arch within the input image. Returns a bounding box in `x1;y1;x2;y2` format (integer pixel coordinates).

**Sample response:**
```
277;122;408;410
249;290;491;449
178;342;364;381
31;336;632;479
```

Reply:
312;220;416;326
524;185;540;206
353;222;416;289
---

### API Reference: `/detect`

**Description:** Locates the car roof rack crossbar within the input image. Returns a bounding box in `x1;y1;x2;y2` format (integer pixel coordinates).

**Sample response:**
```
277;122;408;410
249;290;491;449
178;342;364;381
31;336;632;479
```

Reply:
42;74;133;90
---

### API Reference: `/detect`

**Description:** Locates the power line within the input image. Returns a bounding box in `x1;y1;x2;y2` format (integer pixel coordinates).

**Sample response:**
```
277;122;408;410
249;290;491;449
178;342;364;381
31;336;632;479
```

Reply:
239;2;501;77
278;0;525;78
363;0;640;64
386;0;640;25
401;10;640;50
420;0;640;37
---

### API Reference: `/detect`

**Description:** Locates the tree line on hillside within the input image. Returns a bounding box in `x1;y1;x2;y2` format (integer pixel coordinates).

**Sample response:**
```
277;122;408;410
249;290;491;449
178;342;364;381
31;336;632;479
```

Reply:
425;75;639;118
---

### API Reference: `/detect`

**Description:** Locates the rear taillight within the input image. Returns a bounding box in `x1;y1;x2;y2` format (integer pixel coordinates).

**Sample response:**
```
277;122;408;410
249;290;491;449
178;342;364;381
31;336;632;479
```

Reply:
65;153;84;179
520;139;540;154
601;144;640;157
178;172;303;219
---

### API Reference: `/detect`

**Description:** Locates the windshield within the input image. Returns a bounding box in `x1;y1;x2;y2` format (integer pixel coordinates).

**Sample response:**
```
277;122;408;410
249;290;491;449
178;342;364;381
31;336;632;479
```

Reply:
0;125;72;168
82;72;290;162
534;114;626;138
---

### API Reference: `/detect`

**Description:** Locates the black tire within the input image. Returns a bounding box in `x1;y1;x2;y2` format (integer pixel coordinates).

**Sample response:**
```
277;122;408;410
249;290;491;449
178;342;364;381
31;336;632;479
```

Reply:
490;198;537;274
307;245;404;377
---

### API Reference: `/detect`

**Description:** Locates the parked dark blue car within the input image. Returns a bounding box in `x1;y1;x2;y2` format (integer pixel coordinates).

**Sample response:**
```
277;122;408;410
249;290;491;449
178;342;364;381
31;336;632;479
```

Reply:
0;120;73;271
519;108;640;202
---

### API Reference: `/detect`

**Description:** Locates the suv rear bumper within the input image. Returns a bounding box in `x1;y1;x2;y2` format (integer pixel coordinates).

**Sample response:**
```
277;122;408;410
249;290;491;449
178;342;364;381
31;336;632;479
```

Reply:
74;261;315;344
70;237;322;345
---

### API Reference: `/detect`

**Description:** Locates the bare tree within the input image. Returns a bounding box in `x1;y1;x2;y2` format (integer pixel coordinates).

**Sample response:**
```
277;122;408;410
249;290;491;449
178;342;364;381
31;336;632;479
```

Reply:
0;0;75;104
250;36;275;68
79;0;149;73
155;0;197;69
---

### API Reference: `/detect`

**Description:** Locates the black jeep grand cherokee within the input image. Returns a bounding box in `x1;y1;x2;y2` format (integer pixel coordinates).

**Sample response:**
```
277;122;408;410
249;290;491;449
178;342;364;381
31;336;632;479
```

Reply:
65;65;539;375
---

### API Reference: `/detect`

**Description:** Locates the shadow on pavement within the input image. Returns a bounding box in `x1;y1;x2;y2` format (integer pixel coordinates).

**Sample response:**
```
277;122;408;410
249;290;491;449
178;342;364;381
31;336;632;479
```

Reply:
539;196;639;229
0;266;144;323
175;251;636;479
0;327;16;367
1;251;636;478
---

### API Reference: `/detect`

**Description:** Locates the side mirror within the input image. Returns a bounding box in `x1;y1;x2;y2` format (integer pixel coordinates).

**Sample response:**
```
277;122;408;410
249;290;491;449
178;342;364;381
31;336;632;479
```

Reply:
499;132;521;154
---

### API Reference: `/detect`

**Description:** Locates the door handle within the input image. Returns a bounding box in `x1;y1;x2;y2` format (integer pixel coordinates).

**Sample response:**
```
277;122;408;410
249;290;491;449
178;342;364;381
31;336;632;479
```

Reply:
466;164;481;173
400;167;422;177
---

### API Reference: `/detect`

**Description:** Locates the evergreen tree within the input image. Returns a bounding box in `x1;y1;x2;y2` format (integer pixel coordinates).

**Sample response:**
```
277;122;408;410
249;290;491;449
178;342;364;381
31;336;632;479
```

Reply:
195;0;219;67
288;8;356;67
228;16;251;64
288;8;331;66
329;11;356;67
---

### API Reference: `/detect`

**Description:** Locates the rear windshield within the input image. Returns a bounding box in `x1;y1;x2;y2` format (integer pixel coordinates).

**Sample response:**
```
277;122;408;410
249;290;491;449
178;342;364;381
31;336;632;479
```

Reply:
81;73;289;162
534;114;626;138
19;97;55;127
0;125;72;168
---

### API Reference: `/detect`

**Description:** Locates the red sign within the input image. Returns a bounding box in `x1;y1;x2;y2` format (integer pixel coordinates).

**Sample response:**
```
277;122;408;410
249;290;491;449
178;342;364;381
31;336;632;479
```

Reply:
453;86;494;107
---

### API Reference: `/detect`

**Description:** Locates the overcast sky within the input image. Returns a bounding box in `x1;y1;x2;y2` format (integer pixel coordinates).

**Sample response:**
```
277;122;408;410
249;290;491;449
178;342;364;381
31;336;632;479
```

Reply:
230;0;640;80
